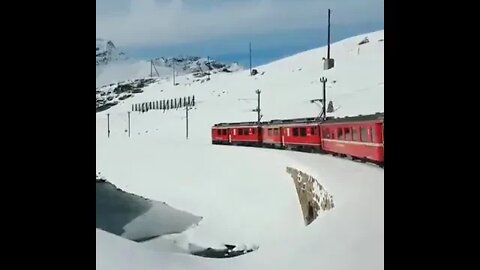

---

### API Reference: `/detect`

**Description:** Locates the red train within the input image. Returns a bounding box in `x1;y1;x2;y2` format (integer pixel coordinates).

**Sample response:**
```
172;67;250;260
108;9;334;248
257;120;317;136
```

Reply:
212;112;384;167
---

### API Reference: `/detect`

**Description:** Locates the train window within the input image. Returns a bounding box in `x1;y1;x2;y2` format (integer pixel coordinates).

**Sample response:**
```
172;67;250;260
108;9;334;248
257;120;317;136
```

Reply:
353;128;359;141
274;129;279;136
344;128;352;141
338;128;344;140
300;127;307;137
323;128;330;138
217;129;221;135
268;129;272;136
293;128;299;137
245;129;249;135
371;128;376;142
252;128;255;135
223;129;227;135
361;127;368;142
239;129;243;135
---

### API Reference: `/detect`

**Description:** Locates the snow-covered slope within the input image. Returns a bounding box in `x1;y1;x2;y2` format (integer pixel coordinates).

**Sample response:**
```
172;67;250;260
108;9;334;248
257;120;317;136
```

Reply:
96;30;384;269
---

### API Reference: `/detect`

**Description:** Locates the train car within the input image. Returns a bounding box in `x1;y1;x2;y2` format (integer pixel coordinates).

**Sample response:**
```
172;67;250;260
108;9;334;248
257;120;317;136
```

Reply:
263;118;322;152
211;124;231;144
212;122;263;146
261;123;282;148
319;113;384;166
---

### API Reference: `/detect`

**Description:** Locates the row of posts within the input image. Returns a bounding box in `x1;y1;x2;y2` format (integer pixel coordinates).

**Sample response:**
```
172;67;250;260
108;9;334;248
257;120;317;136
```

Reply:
132;95;195;113
107;96;195;139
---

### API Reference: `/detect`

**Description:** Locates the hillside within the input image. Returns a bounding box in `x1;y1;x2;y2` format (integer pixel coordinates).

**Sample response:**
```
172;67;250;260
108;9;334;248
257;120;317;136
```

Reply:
96;30;384;270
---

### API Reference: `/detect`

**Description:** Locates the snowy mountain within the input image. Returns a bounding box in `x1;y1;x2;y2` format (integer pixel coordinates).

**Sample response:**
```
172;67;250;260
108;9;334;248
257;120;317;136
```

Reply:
152;56;242;78
96;30;384;270
96;39;127;65
96;54;242;88
96;38;242;88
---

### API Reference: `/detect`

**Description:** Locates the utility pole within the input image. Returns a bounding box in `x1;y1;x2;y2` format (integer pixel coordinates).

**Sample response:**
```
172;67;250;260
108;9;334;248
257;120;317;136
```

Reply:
207;56;210;80
252;89;261;124
185;105;189;140
249;42;252;76
327;9;331;60
324;9;335;70
320;77;327;120
107;113;110;138
127;111;131;138
150;59;160;77
173;60;176;86
310;77;328;120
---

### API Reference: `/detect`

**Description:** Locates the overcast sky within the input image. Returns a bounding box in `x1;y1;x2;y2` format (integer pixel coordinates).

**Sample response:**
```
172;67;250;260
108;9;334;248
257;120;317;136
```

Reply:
96;0;383;66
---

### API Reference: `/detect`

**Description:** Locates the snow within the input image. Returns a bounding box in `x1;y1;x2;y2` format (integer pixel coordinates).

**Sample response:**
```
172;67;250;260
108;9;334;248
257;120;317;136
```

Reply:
96;60;161;88
121;201;202;241
96;179;202;242
96;30;384;269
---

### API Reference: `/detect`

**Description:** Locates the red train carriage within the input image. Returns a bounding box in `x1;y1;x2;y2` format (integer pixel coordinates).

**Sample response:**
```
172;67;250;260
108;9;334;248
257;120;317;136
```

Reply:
319;113;384;165
261;124;282;147
212;112;384;167
212;122;262;146
211;124;230;144
263;118;322;152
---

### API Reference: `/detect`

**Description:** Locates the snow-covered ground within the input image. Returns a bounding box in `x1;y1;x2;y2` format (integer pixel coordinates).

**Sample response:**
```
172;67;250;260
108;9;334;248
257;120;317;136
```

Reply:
96;60;161;88
96;30;384;269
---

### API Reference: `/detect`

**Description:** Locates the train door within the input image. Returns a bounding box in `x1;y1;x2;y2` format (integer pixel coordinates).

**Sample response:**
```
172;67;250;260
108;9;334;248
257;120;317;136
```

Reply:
229;129;232;143
315;125;321;141
257;127;262;143
281;127;285;147
382;123;384;146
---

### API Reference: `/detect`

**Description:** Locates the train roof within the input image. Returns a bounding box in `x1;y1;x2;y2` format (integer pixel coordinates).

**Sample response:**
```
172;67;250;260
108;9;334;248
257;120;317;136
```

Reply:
322;112;384;124
213;121;264;127
212;112;384;128
267;117;321;125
